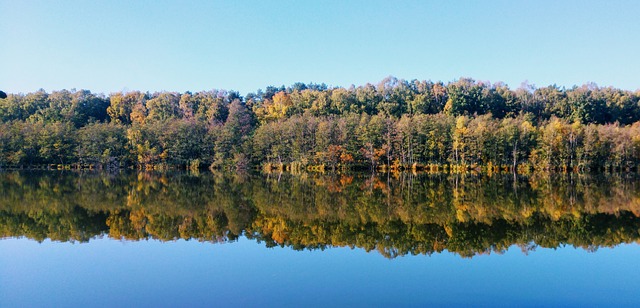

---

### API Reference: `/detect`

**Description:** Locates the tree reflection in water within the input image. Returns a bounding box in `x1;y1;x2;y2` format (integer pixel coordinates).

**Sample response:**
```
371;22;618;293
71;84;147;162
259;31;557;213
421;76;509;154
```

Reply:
1;171;639;258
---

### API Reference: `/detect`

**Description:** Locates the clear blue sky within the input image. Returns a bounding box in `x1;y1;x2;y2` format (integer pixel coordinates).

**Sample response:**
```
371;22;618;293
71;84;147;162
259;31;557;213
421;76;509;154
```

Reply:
1;0;638;95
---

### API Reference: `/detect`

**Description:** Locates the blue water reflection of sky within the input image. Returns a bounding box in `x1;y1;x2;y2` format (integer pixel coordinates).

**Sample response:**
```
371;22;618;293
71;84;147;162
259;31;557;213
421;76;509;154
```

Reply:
1;237;638;307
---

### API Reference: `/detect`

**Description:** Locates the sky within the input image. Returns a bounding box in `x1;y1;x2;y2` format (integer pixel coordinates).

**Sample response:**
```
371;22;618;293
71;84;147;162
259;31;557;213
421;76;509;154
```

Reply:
1;0;639;95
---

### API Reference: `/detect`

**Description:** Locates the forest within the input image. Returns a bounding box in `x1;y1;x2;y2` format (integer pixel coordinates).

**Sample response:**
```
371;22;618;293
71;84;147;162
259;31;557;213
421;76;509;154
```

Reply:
1;77;640;172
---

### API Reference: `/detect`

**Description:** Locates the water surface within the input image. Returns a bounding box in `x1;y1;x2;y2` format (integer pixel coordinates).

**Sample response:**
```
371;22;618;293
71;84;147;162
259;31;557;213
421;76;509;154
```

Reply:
1;171;639;306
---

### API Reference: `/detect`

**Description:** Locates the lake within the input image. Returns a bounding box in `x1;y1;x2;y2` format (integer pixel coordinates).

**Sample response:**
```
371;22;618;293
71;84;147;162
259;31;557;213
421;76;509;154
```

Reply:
1;171;640;306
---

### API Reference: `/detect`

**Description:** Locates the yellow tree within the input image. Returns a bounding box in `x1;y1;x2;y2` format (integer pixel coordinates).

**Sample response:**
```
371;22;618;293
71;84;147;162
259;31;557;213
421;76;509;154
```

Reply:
256;91;293;124
452;116;468;165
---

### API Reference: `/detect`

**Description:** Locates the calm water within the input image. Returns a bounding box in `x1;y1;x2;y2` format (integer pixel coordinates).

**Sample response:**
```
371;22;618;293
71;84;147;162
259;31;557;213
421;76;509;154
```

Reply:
1;171;640;306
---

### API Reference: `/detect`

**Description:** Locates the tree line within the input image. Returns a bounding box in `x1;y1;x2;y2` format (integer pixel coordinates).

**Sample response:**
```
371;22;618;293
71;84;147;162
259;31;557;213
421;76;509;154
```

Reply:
1;77;640;171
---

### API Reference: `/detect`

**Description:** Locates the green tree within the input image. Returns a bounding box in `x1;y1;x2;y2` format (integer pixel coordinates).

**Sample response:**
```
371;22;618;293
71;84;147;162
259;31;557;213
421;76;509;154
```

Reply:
76;122;130;167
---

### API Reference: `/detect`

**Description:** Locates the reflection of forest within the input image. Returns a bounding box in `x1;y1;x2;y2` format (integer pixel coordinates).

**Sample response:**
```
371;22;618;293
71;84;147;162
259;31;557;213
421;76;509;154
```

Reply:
1;171;640;258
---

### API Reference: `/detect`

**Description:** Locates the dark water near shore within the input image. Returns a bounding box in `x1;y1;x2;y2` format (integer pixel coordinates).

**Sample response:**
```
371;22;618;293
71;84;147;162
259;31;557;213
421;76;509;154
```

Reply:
1;171;640;306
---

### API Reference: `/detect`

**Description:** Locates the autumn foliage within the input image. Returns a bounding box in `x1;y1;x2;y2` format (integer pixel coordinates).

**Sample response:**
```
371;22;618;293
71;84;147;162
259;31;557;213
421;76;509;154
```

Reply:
1;78;640;171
